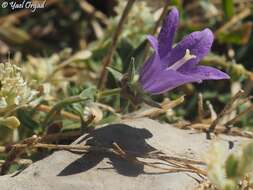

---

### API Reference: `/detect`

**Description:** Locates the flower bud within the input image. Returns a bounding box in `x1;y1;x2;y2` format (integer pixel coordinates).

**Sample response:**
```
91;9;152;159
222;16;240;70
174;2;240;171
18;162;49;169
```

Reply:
83;102;103;124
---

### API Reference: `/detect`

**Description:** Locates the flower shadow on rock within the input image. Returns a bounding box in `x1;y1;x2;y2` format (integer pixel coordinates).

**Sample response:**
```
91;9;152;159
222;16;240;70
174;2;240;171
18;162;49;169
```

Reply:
58;124;155;177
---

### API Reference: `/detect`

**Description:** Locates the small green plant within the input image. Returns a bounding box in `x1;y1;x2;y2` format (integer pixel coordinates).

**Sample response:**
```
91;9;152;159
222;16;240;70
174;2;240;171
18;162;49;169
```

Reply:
207;141;253;190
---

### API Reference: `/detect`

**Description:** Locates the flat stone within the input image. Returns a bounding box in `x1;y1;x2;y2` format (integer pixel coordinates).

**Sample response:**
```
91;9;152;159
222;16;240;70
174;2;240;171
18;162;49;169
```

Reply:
0;118;249;190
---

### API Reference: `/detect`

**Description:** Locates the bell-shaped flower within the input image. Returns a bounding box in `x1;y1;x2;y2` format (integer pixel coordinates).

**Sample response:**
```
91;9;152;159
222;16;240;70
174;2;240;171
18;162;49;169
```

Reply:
140;7;230;95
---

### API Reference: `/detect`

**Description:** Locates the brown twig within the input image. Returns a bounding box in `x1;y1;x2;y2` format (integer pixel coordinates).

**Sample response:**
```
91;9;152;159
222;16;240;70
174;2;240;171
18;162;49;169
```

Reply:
97;0;137;89
208;90;245;135
238;96;253;106
95;102;121;117
224;104;253;128
0;139;207;176
158;155;205;165
122;96;184;120
36;104;80;122
0;129;85;175
182;123;253;139
215;8;251;35
112;142;127;158
0;135;39;175
111;143;206;176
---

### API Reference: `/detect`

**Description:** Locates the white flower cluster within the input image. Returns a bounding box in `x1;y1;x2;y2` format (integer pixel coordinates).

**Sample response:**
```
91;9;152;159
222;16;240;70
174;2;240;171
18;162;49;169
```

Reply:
23;54;62;84
0;62;37;113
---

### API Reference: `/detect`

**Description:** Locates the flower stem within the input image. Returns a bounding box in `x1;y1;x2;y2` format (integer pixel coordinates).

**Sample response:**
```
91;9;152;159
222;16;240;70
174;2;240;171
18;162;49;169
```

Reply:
97;0;137;89
97;88;121;99
42;95;88;127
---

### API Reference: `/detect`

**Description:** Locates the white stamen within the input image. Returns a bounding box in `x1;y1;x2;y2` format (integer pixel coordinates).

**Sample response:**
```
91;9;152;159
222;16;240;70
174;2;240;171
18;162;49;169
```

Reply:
167;49;196;71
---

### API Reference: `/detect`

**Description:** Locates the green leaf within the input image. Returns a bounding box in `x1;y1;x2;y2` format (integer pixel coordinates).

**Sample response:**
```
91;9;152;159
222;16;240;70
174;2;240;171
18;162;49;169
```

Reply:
225;154;239;178
117;39;134;70
126;40;147;70
80;86;97;101
127;57;136;83
242;142;253;168
217;28;250;45
107;67;123;82
222;0;234;20
17;109;40;131
171;0;181;7
98;88;121;99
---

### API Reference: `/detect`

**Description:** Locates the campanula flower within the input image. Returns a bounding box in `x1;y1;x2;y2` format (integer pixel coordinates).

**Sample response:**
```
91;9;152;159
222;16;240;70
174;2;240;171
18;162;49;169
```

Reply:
140;8;230;95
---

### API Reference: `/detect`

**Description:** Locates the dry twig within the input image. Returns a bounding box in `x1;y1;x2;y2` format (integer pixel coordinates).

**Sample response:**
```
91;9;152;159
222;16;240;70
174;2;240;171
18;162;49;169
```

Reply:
215;8;251;35
224;104;253;128
0;136;206;176
122;96;184;120
208;90;245;134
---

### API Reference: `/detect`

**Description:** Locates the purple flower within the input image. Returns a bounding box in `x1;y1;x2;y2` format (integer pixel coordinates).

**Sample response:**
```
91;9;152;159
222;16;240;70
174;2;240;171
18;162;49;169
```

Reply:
139;8;230;95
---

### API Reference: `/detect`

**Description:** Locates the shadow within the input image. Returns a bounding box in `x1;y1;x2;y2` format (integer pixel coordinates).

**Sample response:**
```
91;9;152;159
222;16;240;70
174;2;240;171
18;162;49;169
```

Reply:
58;124;155;177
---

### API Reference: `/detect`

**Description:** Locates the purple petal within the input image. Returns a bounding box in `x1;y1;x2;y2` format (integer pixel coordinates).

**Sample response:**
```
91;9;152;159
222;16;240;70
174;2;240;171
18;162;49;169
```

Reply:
181;65;230;80
165;28;214;69
147;35;158;53
158;7;179;58
142;69;201;95
140;53;162;85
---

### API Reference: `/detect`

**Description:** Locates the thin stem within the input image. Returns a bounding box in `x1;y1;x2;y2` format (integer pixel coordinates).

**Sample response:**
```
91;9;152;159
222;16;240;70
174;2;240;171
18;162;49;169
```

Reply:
185;123;253;138
207;90;245;135
97;0;137;89
97;88;121;99
215;8;251;35
95;102;120;117
0;141;207;176
42;95;88;127
224;104;253;127
122;96;184;119
36;104;80;122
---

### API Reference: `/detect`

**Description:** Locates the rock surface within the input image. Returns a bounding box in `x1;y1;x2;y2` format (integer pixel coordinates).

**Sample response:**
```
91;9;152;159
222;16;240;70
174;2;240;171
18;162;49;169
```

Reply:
0;118;249;190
